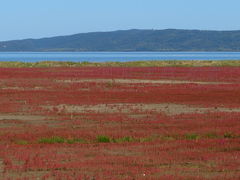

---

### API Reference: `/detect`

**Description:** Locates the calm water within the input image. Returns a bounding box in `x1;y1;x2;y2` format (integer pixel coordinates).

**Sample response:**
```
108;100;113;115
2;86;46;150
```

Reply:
0;52;240;62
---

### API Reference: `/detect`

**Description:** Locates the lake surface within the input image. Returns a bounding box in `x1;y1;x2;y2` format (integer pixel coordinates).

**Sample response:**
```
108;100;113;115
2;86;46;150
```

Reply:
0;52;240;62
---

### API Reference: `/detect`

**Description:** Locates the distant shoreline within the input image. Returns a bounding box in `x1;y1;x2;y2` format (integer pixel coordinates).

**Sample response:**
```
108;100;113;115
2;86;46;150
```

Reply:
1;60;240;67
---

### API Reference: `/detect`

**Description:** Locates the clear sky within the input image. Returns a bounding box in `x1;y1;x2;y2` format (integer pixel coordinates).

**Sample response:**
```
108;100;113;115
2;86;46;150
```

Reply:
0;0;240;41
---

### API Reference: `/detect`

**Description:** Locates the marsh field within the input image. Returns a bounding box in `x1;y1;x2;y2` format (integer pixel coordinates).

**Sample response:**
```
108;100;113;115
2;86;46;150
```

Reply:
0;61;240;179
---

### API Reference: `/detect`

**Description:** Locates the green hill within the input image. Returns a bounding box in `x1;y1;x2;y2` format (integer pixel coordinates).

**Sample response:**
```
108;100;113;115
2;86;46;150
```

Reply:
1;29;240;51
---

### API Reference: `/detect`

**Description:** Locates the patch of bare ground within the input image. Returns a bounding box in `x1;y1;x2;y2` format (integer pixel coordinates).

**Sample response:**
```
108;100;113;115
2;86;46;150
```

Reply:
104;148;142;157
154;169;238;179
0;114;45;121
0;114;60;127
44;103;240;116
57;79;231;85
1;171;50;180
0;87;44;90
0;159;3;174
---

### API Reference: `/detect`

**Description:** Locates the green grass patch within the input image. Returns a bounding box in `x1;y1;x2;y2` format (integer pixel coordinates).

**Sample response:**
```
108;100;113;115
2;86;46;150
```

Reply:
38;136;88;144
38;136;65;144
96;135;111;143
27;133;233;146
185;133;200;140
15;140;29;145
2;60;240;68
66;138;87;144
139;137;153;143
113;136;135;143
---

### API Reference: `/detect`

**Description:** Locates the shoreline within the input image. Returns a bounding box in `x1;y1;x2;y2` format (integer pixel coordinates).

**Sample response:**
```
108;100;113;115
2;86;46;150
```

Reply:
1;60;240;67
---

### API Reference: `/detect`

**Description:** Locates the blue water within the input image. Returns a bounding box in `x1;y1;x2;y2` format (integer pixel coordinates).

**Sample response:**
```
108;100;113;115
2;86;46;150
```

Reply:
0;52;240;62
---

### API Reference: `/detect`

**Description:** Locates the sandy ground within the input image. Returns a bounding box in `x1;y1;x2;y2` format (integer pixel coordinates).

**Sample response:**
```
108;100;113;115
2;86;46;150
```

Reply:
0;159;3;174
0;115;57;128
0;87;44;90
0;115;45;121
44;103;240;116
57;79;231;85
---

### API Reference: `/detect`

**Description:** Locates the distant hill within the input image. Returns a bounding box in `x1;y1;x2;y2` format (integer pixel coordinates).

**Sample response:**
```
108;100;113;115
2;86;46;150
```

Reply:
1;29;240;52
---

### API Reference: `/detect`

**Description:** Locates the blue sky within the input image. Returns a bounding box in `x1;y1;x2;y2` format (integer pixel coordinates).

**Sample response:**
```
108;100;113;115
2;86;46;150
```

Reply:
0;0;240;41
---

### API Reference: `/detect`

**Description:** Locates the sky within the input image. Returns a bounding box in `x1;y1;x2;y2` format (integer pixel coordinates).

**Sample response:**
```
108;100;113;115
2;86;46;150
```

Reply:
0;0;240;41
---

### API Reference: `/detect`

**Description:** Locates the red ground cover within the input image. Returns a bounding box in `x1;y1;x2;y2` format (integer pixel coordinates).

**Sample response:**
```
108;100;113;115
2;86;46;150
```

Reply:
0;67;239;179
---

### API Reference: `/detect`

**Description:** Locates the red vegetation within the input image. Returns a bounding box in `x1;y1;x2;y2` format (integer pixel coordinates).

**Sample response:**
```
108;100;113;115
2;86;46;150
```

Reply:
0;67;239;179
